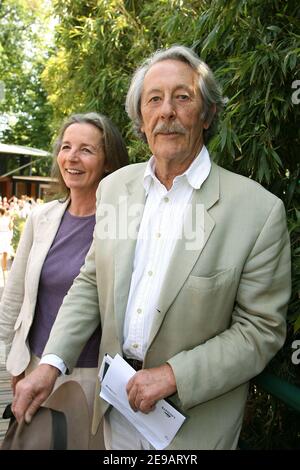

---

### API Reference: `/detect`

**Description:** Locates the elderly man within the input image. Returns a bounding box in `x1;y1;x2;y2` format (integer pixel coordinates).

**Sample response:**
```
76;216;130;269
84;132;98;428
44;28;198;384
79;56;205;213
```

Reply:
13;46;291;450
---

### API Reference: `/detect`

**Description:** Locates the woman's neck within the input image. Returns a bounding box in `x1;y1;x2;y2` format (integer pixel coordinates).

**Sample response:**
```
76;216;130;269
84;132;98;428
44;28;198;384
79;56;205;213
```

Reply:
68;190;96;216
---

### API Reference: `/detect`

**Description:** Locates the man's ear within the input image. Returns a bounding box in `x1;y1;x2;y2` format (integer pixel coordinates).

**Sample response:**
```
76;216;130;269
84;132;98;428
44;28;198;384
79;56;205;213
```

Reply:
203;103;216;129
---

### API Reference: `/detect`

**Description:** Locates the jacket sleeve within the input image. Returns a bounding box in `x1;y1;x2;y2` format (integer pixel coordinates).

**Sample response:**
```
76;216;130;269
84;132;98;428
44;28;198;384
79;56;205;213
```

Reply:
0;212;35;359
168;199;291;410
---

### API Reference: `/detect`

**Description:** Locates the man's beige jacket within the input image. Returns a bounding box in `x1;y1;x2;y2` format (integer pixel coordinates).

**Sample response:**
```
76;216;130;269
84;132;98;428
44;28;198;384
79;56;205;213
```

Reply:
43;162;291;449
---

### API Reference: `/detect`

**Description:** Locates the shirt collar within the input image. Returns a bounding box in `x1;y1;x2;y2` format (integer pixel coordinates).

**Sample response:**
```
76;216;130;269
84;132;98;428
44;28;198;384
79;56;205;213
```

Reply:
143;145;211;194
143;156;157;194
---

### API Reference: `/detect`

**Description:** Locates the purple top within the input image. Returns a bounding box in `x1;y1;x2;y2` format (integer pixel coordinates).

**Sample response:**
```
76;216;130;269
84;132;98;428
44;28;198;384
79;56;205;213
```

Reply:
29;209;100;367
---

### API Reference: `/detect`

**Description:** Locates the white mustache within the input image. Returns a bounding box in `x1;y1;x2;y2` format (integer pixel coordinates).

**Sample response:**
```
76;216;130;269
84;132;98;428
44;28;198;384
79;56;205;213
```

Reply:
153;122;186;135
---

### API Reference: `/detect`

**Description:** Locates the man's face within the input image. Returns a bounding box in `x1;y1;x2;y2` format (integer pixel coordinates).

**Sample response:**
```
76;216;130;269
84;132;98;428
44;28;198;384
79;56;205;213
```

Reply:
140;59;208;165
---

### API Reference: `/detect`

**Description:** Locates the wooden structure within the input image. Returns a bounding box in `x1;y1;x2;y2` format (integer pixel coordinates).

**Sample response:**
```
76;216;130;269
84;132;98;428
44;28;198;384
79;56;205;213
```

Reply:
0;143;52;199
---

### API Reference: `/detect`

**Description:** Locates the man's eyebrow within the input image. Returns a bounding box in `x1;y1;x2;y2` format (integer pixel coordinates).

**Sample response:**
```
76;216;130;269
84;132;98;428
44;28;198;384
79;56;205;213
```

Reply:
143;88;162;96
174;84;194;92
143;84;195;96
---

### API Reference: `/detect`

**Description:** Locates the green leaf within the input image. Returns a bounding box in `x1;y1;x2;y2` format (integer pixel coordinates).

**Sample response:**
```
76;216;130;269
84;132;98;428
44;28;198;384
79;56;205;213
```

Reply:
294;313;300;333
267;25;281;33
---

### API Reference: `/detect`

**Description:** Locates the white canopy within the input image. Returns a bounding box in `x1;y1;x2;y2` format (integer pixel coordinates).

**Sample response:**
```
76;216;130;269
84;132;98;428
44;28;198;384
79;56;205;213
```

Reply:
0;143;50;158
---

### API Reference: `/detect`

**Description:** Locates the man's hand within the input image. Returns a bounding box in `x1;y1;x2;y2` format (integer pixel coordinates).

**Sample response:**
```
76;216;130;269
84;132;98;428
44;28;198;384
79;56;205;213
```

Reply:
126;363;177;414
12;364;60;423
11;372;25;396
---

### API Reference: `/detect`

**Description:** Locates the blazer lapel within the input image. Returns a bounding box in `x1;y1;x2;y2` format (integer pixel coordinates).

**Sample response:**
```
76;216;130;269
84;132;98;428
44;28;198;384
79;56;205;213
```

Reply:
147;163;220;348
28;200;69;301
114;175;147;340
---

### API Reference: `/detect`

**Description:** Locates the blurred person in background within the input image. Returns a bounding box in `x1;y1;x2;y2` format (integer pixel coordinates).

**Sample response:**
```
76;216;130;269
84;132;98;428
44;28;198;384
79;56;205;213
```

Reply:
0;207;13;282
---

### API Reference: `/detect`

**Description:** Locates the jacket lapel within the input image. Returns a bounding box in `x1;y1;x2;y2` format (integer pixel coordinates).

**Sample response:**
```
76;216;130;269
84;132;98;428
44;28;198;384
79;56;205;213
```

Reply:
28;199;69;301
114;174;147;341
147;163;220;348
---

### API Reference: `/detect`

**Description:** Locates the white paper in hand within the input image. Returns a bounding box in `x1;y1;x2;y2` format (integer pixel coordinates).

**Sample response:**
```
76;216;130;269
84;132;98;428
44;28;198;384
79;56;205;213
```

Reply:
99;353;186;450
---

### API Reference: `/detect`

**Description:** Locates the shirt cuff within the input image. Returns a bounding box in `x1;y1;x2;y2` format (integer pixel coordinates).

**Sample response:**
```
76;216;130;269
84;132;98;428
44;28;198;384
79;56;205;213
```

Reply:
39;354;67;375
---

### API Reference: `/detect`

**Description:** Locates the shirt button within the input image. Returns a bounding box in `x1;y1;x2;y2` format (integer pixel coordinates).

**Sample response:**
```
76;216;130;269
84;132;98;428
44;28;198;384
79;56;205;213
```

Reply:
137;308;142;314
164;197;169;203
132;343;139;349
148;270;153;276
156;233;161;238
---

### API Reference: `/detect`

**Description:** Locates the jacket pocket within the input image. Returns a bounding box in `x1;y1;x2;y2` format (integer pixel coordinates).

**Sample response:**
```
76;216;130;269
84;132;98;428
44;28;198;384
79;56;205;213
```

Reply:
186;267;236;291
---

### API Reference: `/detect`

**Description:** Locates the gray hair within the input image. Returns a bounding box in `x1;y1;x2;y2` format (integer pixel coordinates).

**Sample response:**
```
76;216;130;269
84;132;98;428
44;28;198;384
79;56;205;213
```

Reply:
125;45;224;144
51;112;129;199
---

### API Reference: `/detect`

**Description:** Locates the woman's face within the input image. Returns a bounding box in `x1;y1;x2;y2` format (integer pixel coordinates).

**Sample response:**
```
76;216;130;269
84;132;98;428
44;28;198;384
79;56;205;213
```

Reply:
57;123;106;194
